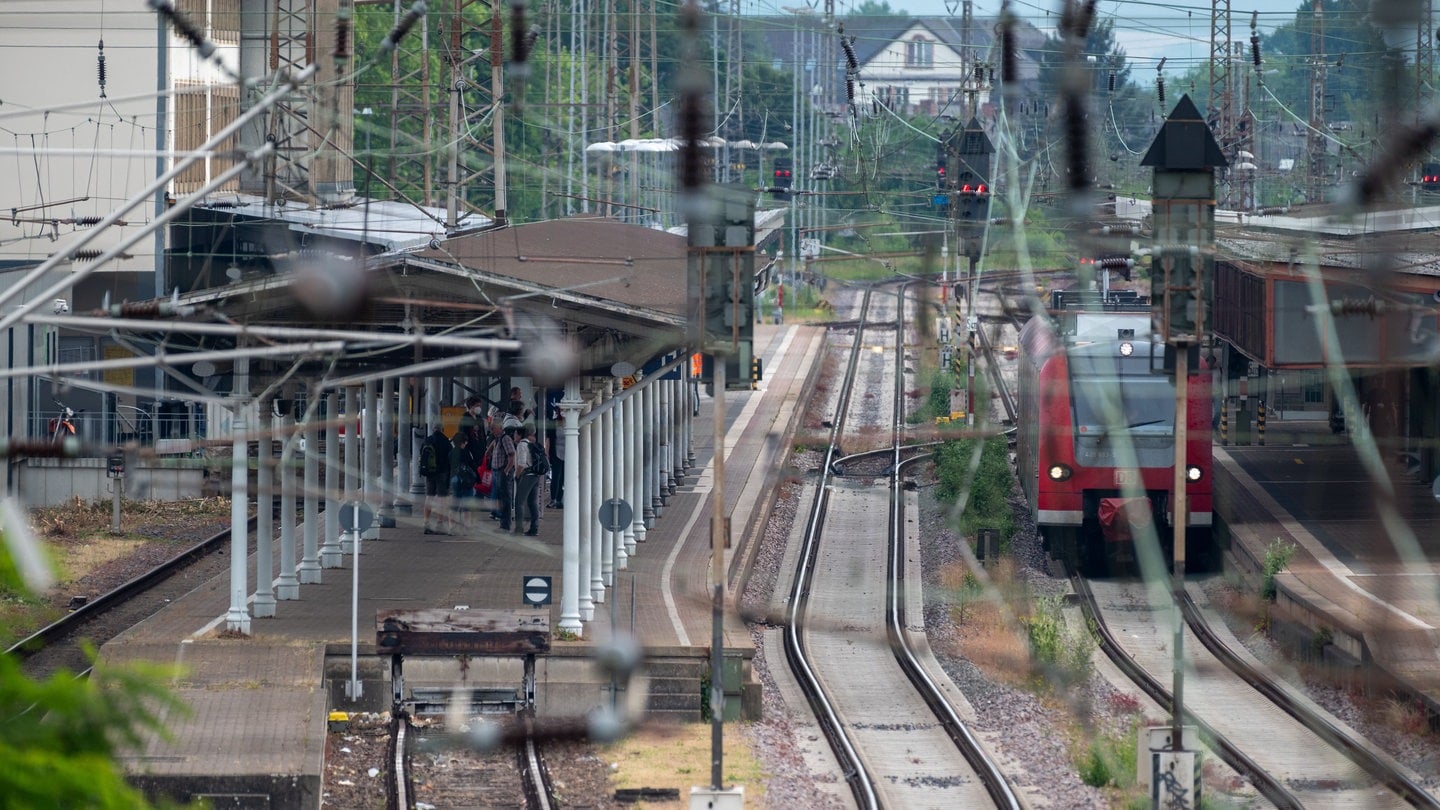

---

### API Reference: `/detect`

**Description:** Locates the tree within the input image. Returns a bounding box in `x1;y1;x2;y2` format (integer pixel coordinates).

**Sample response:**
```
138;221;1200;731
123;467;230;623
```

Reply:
1034;18;1156;194
851;0;906;16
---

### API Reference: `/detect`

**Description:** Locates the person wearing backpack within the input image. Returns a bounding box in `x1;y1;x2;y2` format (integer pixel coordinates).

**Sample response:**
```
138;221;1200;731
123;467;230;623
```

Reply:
487;417;516;530
512;425;545;536
419;424;452;534
448;431;478;532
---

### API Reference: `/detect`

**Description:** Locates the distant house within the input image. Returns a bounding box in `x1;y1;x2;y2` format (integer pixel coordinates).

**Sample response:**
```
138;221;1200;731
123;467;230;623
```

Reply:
842;16;1045;119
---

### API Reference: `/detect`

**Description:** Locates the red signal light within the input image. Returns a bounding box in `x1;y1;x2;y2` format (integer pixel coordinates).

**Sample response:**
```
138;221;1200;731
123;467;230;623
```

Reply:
961;183;972;193
977;183;987;194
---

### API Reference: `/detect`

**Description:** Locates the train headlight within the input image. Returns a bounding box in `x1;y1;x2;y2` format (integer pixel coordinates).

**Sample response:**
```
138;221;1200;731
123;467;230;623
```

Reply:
1186;465;1204;482
1118;341;1135;357
1047;463;1073;482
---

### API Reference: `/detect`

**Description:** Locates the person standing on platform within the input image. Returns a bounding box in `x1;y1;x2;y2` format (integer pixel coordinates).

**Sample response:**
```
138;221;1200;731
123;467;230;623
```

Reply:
420;424;452;534
545;390;564;508
487;417;516;530
458;395;484;437
512;426;545;536
447;431;477;532
508;386;533;424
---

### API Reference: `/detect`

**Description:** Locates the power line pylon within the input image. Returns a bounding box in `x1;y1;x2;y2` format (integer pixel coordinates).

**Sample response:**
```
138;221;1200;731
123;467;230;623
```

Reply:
1306;0;1328;205
1418;0;1434;125
1209;0;1234;206
238;0;356;204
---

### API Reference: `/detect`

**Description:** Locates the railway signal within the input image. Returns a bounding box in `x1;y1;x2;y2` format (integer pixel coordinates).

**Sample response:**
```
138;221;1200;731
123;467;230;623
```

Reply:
686;183;755;389
770;157;793;201
1141;94;1226;806
952;117;994;246
1422;162;1440;194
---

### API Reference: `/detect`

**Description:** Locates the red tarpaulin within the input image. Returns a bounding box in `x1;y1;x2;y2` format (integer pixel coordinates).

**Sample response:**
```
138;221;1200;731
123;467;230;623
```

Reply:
1098;497;1153;543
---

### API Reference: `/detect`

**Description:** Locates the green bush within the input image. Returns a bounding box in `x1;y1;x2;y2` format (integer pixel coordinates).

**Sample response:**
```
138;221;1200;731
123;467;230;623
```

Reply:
919;369;956;422
935;437;1016;547
1078;723;1138;788
1021;595;1094;687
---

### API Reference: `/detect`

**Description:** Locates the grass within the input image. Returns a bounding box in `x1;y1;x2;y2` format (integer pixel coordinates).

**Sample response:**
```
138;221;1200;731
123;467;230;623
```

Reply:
0;497;234;649
602;722;766;808
1261;538;1296;602
939;556;1153;804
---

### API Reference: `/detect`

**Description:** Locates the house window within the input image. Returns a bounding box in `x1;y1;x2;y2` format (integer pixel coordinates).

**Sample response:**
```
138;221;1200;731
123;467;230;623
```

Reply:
905;36;933;68
878;86;910;111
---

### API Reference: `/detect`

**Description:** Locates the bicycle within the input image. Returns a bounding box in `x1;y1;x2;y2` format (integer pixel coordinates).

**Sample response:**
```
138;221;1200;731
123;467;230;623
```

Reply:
48;402;79;444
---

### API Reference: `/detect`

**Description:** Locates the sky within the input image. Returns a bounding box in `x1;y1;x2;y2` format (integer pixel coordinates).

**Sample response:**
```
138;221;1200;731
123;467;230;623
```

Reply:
745;0;1317;72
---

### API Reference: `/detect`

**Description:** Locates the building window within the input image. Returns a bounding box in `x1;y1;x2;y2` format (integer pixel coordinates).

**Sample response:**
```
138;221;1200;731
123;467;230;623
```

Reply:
905;36;933;68
878;86;910;111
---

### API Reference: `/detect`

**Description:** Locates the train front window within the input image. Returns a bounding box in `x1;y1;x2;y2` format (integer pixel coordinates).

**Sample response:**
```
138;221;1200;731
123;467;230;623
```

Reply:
1071;377;1176;436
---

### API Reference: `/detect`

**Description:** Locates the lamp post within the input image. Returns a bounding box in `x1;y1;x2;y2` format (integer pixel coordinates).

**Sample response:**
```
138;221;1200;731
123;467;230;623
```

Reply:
1140;94;1226;809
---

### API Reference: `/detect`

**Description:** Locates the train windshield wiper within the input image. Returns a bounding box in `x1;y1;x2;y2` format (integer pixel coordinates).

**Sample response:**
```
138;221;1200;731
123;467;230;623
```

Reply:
1092;418;1167;441
1126;419;1165;430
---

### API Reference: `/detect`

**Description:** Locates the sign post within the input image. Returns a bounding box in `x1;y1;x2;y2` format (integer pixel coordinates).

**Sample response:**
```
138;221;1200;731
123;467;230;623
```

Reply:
341;502;374;701
107;455;125;534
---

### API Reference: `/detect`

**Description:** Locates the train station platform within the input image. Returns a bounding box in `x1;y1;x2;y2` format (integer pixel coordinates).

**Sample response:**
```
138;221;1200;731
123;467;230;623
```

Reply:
103;322;824;808
1215;424;1440;721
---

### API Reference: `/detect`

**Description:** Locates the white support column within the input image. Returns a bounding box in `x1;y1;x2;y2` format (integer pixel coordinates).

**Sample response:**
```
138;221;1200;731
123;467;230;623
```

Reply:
558;379;584;634
627;386;645;551
649;380;664;515
672;376;684;487
300;409;321;583
276;397;300;600
225;358;252;634
320;391;343;568
361;380;379;540
618;394;636;561
605;387;621;580
396;375;413;514
578;396;594;620
685;363;697;469
342;386;359;554
660;376;674;496
671;374;682;484
378;375;396;528
253;396;276;619
592;385;608;602
642;382;657;523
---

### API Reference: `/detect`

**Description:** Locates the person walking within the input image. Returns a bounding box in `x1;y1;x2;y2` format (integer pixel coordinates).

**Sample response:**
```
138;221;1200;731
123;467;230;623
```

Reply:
487;418;516;530
545;390;564;508
512;426;546;536
419;424;452;534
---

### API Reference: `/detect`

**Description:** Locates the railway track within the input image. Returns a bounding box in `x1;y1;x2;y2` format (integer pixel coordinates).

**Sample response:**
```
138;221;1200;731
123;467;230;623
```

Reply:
1076;574;1437;807
970;278;1438;806
7;518;251;680
394;713;560;809
781;281;1019;809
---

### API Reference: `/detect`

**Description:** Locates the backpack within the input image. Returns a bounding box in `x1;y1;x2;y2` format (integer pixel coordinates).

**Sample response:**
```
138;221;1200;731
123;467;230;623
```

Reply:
418;441;438;477
527;440;550;477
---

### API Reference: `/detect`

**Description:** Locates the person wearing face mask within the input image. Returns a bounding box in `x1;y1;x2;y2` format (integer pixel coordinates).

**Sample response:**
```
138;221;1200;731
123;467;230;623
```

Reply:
458;395;484;437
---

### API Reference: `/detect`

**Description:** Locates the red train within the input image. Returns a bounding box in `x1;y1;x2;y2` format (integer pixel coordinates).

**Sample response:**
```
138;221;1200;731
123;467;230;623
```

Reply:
1014;291;1215;573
